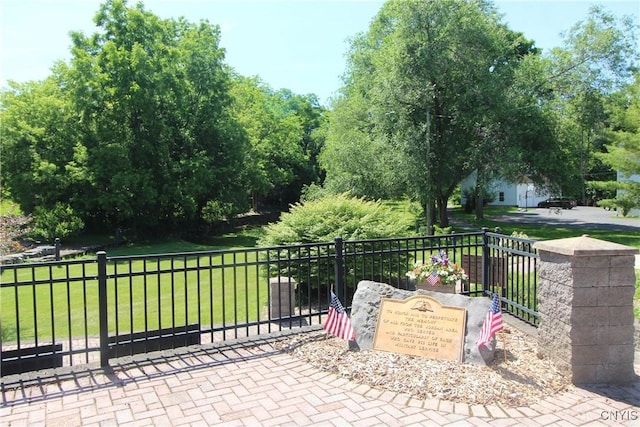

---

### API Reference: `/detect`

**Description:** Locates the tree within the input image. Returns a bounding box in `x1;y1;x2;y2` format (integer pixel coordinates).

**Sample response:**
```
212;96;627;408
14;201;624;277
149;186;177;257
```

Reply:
65;0;248;233
229;77;324;210
322;0;542;229
319;93;406;200
271;89;327;203
0;73;86;225
2;0;330;238
543;6;638;203
460;33;557;221
589;74;640;216
2;0;248;235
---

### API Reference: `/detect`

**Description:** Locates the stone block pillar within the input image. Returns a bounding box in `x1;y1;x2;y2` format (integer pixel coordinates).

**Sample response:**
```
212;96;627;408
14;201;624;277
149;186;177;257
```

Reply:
269;276;296;318
534;235;638;384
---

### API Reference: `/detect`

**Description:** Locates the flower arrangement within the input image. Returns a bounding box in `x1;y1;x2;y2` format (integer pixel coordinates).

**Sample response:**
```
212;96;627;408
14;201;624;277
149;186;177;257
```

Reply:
406;251;468;286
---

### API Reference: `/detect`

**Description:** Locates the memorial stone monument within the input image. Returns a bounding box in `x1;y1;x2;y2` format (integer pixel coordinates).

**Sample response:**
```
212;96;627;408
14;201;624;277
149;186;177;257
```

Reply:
350;280;496;365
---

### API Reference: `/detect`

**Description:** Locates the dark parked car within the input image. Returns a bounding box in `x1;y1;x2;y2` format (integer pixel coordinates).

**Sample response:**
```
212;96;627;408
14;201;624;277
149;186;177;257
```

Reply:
537;197;576;209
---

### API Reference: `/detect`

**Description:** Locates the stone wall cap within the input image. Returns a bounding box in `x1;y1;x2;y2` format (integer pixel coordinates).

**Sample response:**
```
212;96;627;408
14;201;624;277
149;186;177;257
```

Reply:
533;235;639;257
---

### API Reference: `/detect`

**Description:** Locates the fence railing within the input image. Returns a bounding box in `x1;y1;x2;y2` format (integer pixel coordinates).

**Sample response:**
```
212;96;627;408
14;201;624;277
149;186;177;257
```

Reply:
0;230;538;377
485;231;539;325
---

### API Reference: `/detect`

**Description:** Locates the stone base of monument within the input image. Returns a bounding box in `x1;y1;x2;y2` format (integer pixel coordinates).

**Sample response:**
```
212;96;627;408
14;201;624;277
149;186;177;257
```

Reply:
350;280;496;366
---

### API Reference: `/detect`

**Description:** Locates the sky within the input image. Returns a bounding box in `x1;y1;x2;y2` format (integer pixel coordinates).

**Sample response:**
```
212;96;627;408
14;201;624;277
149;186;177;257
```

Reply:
0;0;638;106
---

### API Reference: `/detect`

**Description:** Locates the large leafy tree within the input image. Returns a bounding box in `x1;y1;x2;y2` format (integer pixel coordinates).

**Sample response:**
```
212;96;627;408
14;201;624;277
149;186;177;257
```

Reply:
322;0;545;229
0;68;90;239
0;4;233;236
272;89;327;204
589;74;640;215
229;77;325;210
0;75;79;214
320;92;406;200
66;0;247;233
542;6;638;202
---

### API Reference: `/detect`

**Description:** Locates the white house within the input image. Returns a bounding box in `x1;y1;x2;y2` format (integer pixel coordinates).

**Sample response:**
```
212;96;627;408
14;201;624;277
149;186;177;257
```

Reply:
460;171;551;209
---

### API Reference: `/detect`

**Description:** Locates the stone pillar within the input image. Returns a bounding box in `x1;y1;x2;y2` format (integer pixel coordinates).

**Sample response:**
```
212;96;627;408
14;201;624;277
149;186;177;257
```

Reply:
534;235;638;384
269;276;296;318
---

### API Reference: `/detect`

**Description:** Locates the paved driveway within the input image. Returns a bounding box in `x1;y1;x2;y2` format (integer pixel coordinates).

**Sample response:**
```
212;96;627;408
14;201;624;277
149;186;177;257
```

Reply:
487;206;639;268
491;206;640;232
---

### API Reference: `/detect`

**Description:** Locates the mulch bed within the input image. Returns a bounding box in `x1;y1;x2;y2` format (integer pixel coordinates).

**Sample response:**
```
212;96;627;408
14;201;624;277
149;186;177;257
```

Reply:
275;325;572;407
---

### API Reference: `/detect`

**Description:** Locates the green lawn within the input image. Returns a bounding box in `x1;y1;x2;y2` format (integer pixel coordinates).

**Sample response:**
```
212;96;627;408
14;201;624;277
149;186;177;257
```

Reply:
1;237;268;342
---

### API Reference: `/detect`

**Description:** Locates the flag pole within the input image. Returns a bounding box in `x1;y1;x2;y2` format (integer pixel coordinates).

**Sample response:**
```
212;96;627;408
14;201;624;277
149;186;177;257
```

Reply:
496;284;507;362
325;284;333;340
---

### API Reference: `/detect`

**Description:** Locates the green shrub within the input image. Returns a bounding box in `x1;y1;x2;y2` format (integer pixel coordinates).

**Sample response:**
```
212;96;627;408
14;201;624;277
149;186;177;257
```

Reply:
614;193;638;217
299;183;329;202
31;203;84;241
598;193;639;217
258;194;414;293
259;193;414;245
202;200;236;224
433;225;453;235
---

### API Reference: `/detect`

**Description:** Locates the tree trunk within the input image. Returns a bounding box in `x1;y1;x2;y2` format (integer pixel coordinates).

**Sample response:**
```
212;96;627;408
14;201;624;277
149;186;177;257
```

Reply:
430;201;437;229
475;193;484;220
251;191;259;211
424;200;435;235
438;196;449;227
474;169;485;220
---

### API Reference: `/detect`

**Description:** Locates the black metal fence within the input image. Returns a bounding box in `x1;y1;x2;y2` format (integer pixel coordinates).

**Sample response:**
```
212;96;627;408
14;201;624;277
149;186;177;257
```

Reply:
0;230;538;377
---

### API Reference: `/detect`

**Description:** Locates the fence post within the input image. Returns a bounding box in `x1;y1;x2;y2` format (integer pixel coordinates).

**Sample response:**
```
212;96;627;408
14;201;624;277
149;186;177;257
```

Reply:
481;228;490;295
54;238;61;261
334;237;344;301
97;251;109;367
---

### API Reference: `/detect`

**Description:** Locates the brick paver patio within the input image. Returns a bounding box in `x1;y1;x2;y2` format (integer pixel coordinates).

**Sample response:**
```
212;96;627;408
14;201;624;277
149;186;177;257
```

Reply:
2;328;640;426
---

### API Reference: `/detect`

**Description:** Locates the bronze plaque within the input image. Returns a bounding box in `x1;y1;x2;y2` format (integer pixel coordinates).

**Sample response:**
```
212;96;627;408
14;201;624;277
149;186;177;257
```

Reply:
373;296;467;362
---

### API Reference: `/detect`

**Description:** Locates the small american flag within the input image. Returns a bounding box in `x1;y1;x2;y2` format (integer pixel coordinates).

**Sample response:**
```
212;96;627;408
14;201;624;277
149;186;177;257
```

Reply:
476;293;504;349
426;270;441;286
323;291;355;341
